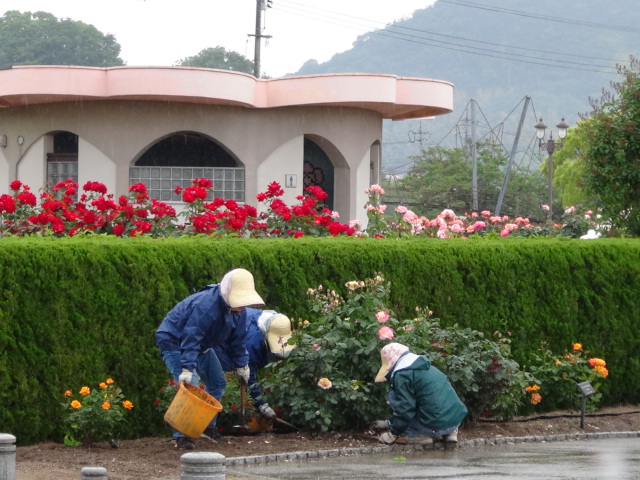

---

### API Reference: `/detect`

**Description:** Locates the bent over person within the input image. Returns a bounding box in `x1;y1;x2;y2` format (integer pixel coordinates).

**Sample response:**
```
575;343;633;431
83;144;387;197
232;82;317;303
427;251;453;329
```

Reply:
372;342;468;446
214;308;295;419
155;268;265;450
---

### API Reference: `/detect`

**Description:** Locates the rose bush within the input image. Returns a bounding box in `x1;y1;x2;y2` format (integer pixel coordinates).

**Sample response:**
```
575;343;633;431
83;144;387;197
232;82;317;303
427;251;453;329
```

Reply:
524;342;608;413
62;378;134;447
260;274;537;432
364;184;602;239
0;179;605;239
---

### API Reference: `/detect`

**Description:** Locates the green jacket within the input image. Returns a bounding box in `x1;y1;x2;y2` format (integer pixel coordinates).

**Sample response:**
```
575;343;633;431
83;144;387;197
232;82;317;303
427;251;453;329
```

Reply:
388;353;467;436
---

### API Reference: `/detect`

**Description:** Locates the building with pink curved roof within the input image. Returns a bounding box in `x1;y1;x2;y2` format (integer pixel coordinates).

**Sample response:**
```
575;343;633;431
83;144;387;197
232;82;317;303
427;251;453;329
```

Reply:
0;65;453;221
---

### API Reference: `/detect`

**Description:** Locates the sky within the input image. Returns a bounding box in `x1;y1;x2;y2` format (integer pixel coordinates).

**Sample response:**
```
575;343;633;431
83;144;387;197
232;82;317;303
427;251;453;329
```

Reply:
5;0;436;77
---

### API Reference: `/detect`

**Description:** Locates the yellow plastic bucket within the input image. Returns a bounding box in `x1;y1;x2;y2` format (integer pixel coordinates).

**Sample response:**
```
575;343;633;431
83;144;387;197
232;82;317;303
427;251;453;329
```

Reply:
164;382;223;438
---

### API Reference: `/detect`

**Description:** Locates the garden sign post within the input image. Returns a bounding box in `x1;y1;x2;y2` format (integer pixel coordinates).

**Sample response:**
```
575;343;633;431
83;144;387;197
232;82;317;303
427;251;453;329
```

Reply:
576;381;597;429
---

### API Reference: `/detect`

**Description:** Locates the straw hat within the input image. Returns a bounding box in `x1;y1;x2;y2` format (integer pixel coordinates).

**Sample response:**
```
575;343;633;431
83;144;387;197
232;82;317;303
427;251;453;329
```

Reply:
266;314;295;358
221;269;265;308
374;343;409;382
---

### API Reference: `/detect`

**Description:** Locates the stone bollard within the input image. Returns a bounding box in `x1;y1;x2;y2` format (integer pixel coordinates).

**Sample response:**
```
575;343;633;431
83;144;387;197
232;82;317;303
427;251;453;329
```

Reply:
0;434;16;480
180;452;226;480
80;466;108;480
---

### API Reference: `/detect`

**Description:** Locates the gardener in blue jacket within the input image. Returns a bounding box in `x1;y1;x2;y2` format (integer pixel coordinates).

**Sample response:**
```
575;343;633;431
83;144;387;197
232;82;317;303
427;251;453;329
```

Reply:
372;342;468;446
155;268;265;450
214;308;295;419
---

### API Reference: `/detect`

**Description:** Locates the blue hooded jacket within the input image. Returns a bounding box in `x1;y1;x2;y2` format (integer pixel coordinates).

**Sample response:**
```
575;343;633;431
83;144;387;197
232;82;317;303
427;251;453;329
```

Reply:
214;307;270;406
155;285;249;371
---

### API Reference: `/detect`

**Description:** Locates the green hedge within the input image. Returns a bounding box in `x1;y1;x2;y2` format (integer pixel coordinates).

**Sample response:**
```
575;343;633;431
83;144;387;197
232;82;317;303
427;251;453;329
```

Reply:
0;236;638;445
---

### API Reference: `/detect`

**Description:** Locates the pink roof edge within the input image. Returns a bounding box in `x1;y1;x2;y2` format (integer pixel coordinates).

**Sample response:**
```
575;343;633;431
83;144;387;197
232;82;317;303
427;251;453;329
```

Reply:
0;65;454;121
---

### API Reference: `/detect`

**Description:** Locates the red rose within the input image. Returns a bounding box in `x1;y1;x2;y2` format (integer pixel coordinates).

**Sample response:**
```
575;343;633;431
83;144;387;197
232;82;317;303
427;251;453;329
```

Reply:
113;224;125;237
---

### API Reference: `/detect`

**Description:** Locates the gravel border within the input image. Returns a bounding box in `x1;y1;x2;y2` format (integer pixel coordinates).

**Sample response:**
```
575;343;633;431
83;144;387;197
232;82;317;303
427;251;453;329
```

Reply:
224;430;640;467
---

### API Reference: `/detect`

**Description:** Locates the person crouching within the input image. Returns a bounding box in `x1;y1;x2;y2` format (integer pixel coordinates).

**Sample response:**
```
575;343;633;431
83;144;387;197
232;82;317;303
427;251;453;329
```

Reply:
372;342;468;446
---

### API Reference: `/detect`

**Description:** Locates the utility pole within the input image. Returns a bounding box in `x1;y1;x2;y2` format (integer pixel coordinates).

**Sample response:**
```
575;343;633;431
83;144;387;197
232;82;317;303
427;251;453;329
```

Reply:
250;0;272;78
471;99;478;211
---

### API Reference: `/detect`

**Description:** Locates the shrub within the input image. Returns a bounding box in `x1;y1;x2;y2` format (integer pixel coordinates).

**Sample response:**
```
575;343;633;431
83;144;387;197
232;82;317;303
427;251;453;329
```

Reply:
524;342;608;413
261;274;534;432
62;378;134;447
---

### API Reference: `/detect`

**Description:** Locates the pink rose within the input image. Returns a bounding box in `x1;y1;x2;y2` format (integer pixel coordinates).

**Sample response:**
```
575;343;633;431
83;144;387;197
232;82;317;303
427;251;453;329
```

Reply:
376;311;390;323
377;326;394;340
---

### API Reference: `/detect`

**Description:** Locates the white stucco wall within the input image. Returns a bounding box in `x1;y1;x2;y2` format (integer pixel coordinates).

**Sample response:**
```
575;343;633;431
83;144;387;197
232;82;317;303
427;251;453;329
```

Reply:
78;138;116;195
0;146;8;189
0;102;384;227
16;137;47;191
256;136;304;213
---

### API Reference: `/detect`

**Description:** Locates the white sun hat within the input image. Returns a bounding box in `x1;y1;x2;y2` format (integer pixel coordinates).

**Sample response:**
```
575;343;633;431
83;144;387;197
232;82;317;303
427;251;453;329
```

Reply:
260;312;295;358
220;269;265;308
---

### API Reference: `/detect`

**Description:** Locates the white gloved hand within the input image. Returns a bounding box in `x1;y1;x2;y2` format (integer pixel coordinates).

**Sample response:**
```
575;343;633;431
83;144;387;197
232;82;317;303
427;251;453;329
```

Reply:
371;420;390;431
379;431;397;444
257;403;277;419
235;365;250;385
179;368;193;384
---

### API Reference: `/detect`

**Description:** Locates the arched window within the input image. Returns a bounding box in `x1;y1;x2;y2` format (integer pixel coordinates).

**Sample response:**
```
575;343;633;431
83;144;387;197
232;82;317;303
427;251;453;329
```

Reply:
130;132;244;202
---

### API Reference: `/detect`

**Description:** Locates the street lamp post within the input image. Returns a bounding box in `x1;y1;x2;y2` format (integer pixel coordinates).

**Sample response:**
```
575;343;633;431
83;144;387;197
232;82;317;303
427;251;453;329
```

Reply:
535;117;570;219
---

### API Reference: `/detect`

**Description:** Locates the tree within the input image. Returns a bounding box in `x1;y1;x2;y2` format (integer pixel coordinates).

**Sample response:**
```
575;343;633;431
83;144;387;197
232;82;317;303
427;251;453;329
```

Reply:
582;56;640;235
0;11;124;68
175;46;254;74
551;121;600;209
396;145;547;218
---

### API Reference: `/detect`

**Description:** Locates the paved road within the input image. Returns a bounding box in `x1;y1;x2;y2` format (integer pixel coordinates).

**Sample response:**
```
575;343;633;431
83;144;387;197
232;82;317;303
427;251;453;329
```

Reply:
225;437;640;479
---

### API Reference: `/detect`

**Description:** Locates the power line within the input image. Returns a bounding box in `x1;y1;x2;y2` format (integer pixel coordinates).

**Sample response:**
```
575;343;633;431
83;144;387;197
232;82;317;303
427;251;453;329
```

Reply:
439;0;640;34
272;0;623;74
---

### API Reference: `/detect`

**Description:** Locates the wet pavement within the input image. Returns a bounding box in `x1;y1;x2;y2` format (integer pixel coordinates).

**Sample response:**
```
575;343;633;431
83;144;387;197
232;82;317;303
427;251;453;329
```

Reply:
225;436;640;479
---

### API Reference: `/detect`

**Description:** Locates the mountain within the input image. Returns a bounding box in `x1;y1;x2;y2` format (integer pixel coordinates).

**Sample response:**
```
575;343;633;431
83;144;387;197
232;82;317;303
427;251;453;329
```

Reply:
294;0;640;174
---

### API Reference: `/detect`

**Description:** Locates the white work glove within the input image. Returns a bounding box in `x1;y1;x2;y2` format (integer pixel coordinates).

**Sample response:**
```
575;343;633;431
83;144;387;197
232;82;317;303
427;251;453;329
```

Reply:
257;403;277;419
371;420;390;431
179;368;193;384
379;431;397;444
235;365;250;386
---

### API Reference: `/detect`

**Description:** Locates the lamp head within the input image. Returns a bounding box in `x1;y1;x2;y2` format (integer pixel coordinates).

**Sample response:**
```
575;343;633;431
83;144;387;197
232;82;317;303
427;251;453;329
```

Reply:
557;118;570;139
534;118;547;140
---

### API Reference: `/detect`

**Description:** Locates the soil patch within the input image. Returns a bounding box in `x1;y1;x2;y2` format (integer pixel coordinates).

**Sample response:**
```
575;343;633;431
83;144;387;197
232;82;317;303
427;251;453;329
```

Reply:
14;405;640;480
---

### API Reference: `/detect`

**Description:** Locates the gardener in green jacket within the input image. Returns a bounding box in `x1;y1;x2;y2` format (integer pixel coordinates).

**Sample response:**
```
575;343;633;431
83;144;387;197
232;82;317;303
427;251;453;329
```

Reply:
372;342;468;445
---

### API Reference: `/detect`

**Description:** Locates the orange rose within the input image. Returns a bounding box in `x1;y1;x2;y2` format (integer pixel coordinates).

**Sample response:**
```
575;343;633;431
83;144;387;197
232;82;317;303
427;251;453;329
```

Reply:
123;400;134;410
101;401;111;410
79;386;90;396
594;365;609;378
317;378;332;390
530;393;542;405
70;400;82;409
64;390;72;397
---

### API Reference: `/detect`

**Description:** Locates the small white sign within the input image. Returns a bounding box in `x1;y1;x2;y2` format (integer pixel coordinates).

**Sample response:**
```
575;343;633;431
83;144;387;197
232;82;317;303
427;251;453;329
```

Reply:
285;174;297;188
